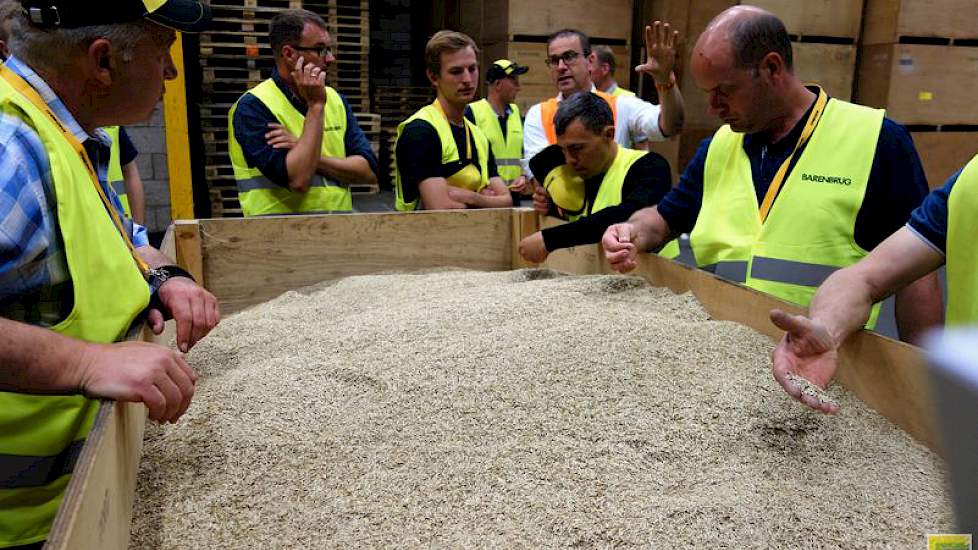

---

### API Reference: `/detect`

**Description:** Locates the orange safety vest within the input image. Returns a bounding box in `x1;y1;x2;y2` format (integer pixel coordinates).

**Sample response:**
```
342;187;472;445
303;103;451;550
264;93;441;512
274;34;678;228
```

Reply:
540;90;618;144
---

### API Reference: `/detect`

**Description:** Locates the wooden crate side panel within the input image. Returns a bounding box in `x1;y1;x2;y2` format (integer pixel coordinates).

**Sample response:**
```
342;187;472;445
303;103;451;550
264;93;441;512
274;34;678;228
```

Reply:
542;241;938;453
198;210;517;314
751;0;863;39
46;401;147;550
794;42;855;101
863;0;978;44
913;132;978;190
858;45;978;126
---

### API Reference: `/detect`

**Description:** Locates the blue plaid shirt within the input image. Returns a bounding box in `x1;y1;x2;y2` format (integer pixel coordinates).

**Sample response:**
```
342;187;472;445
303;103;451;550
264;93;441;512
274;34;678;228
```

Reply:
0;56;149;325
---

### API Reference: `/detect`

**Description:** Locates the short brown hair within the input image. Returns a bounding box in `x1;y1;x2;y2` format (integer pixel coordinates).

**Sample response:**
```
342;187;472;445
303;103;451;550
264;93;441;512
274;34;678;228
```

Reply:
424;30;478;76
270;9;327;59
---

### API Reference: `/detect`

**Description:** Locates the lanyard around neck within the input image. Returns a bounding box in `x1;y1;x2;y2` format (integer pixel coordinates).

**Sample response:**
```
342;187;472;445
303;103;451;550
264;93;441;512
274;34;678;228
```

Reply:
0;66;149;275
433;99;472;160
757;87;829;223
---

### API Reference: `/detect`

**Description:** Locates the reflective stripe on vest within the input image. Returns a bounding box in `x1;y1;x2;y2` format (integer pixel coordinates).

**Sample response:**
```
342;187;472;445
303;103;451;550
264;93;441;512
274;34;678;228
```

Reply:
394;102;491;211
691;98;884;321
104;125;131;217
469;99;523;183
228;79;352;216
947;155;978;325
540;91;618;145
0;71;149;546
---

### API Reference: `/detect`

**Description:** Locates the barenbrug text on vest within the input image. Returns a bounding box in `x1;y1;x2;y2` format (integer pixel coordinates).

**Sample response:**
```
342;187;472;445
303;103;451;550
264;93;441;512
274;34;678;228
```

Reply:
801;173;852;186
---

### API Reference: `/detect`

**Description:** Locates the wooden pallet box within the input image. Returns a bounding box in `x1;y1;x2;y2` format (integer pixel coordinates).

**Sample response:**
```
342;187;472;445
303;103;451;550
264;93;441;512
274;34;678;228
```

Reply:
478;0;632;44
862;0;978;44
912;131;978;189
856;44;978;126
45;209;941;548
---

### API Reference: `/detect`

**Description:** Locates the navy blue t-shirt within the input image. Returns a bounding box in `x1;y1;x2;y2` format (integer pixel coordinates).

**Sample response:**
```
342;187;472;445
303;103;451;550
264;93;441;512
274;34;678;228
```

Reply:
118;126;138;166
657;91;930;252
907;170;958;255
230;72;379;187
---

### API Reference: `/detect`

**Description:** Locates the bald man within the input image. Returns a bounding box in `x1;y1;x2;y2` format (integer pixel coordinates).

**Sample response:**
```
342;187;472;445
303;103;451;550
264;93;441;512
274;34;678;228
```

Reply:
602;6;942;344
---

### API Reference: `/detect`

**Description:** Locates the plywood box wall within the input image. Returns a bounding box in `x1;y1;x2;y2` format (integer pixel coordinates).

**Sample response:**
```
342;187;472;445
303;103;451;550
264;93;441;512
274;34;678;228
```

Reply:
482;0;633;43
862;0;978;44
912;132;978;189
857;44;978;126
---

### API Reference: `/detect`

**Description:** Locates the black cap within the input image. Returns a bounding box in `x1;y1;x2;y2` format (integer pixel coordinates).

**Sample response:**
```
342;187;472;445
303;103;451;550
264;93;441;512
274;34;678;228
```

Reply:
20;0;211;33
486;58;529;83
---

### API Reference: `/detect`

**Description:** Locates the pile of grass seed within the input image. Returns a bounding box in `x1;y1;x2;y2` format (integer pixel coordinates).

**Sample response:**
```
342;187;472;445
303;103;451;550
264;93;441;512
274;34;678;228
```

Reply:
130;269;952;548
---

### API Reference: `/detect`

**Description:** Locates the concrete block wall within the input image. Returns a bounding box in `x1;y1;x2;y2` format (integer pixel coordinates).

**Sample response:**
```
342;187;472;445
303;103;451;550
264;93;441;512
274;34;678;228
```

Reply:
124;103;171;234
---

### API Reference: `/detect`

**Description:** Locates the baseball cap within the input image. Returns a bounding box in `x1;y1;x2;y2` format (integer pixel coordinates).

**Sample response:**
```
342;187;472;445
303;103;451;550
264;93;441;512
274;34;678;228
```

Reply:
20;0;211;33
530;144;585;216
486;59;529;83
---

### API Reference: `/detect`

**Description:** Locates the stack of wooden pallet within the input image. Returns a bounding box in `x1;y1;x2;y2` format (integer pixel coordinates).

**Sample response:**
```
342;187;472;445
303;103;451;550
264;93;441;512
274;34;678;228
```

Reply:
195;0;379;216
856;0;978;189
352;112;381;194
375;86;434;188
197;1;283;216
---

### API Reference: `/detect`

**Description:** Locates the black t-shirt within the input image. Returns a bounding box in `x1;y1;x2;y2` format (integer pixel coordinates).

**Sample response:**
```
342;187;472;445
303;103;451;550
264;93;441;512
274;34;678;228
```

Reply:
541;152;673;251
396;119;500;206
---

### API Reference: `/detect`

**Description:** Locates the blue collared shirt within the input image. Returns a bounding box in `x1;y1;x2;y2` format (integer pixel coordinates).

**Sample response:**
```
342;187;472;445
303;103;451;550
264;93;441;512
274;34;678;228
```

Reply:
230;71;379;186
0;56;148;325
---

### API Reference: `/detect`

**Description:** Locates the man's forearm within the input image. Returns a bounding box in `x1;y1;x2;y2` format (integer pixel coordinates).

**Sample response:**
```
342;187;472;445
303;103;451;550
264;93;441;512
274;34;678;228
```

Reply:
656;78;685;138
285;102;325;192
894;271;944;345
808;267;880;347
316;155;377;187
0;317;87;394
628;206;671;252
136;245;175;270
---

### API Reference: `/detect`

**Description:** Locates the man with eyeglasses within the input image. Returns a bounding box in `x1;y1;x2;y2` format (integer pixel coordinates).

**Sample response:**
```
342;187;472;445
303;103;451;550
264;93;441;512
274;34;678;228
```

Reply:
229;8;378;216
602;6;942;346
523;23;685;188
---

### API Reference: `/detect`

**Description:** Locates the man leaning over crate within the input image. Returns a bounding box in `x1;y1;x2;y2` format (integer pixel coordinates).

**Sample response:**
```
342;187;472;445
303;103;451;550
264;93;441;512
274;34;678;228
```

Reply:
518;92;672;263
394;31;511;211
0;1;219;547
602;6;943;345
229;8;378;216
522;24;685;184
465;58;529;207
771;157;978;414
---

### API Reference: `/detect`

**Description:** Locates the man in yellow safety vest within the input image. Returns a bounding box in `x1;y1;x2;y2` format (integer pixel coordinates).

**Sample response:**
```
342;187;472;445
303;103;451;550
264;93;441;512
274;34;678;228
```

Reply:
601;6;943;344
0;1;219;546
466;58;530;205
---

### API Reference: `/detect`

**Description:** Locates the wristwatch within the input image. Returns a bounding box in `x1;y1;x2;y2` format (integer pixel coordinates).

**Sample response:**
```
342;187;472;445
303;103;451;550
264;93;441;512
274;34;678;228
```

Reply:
146;265;196;321
147;264;196;294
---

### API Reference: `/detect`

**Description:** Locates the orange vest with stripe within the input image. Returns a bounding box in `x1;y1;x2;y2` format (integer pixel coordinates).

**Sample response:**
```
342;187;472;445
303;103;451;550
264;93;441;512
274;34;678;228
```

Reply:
540;91;618;144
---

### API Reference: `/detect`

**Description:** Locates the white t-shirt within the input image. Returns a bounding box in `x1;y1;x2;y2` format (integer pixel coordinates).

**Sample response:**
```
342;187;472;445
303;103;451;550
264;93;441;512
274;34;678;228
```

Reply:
522;87;664;179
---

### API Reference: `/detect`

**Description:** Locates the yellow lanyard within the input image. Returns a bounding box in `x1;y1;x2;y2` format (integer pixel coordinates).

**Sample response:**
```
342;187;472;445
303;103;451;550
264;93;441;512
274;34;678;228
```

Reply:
757;87;829;223
0;65;149;275
432;99;472;161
